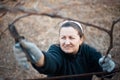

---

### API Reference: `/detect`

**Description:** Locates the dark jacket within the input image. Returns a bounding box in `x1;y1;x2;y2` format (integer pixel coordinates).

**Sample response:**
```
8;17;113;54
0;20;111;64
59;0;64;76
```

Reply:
32;43;103;80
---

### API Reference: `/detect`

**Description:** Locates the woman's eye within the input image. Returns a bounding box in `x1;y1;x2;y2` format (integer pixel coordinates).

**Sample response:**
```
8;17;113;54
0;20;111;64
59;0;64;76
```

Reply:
61;37;66;39
69;37;75;39
60;36;75;40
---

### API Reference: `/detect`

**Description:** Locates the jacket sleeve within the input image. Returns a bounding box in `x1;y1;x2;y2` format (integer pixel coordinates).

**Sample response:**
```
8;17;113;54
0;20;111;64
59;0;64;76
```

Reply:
86;45;114;78
32;44;63;74
85;44;103;72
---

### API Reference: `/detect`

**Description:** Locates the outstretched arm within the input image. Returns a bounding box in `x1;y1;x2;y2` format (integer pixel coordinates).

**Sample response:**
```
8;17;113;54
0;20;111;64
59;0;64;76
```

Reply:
13;40;45;69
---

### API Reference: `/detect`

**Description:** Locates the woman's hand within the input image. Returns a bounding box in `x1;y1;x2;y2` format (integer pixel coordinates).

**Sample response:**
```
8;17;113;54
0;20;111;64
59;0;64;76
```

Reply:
13;40;44;69
99;54;115;72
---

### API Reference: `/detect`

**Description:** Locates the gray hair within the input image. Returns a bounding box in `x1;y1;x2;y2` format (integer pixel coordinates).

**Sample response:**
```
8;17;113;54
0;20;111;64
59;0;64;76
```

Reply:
59;20;84;38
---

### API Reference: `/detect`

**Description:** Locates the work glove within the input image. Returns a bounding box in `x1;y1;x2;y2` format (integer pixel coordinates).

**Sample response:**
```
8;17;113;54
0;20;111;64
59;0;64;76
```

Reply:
99;54;115;72
13;43;29;69
13;40;43;69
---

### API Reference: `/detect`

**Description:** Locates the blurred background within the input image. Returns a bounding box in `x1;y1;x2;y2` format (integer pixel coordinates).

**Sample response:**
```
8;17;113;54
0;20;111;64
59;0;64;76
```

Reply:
0;0;120;80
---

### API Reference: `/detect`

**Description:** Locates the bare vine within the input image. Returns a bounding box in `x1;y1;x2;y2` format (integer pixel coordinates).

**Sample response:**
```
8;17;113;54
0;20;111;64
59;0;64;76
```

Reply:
0;1;120;79
1;5;119;56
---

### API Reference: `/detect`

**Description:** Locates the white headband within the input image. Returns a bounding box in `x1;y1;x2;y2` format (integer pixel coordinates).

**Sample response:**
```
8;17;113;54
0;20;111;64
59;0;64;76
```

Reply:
59;20;83;33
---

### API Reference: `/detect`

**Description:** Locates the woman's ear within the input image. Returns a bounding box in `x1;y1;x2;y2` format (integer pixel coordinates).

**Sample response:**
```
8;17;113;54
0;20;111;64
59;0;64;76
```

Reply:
79;37;84;45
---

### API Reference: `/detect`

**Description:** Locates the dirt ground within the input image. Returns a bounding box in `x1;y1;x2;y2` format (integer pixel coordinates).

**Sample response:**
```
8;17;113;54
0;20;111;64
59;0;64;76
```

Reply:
0;0;120;80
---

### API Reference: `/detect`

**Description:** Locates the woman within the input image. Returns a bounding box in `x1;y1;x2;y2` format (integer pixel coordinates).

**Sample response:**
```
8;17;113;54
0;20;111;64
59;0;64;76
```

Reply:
13;20;115;80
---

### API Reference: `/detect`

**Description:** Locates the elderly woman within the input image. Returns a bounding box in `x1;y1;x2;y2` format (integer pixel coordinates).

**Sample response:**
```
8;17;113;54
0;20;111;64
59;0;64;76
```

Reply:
13;20;115;80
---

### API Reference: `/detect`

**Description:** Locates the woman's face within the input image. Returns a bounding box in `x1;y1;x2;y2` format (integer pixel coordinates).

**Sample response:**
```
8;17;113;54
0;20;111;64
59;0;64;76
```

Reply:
59;27;83;54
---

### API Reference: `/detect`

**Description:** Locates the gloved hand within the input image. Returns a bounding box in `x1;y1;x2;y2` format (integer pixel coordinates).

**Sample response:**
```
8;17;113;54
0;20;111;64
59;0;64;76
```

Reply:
13;40;43;68
99;54;115;72
20;40;43;64
13;43;29;69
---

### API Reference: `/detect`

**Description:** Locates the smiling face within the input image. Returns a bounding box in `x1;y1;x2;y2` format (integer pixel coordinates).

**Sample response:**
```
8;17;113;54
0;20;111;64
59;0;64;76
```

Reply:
59;27;83;54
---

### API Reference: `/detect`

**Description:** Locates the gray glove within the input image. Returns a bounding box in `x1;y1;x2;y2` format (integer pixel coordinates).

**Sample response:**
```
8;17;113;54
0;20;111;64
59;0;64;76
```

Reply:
99;54;115;72
13;43;29;69
13;40;43;68
20;40;43;64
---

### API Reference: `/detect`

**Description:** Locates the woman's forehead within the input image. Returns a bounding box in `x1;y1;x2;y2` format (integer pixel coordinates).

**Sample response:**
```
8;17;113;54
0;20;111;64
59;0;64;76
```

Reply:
60;27;79;36
59;20;83;34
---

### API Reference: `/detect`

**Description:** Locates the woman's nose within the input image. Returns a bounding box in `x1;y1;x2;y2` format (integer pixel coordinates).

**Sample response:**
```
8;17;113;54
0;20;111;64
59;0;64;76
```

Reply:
64;39;70;45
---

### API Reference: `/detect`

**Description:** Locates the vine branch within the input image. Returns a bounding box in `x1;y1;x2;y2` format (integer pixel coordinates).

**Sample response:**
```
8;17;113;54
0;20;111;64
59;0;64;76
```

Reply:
1;5;120;56
105;17;120;57
0;2;120;79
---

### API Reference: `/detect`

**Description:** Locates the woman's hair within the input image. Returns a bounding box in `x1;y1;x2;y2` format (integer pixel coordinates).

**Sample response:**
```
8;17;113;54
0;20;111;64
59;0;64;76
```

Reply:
59;20;84;38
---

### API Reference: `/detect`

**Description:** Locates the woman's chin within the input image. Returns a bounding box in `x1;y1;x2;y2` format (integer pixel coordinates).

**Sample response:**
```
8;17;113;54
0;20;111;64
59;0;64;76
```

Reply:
63;50;73;54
